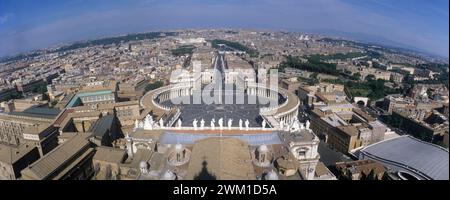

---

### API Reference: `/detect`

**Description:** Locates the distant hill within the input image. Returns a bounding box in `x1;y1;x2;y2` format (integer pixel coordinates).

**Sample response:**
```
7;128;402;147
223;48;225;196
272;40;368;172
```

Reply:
0;31;178;63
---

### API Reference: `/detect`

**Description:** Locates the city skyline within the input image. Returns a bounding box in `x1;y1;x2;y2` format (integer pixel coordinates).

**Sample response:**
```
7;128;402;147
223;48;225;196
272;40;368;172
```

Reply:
0;29;448;180
0;0;448;58
0;0;449;182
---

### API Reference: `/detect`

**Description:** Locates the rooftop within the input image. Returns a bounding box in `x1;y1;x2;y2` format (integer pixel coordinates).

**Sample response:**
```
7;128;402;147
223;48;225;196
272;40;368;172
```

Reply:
186;137;256;180
335;160;386;176
90;115;115;138
20;133;92;180
337;125;359;137
278;129;317;144
6;107;60;120
93;146;127;163
66;90;113;108
360;135;449;180
0;143;37;164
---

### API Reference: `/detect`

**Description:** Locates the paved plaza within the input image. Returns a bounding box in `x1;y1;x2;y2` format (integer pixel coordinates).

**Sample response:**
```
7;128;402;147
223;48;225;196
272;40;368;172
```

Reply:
160;89;285;127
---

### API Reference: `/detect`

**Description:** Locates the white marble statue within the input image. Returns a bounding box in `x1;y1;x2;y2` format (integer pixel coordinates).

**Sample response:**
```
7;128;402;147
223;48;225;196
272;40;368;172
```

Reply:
177;119;182;129
148;114;154;124
144;114;153;130
134;119;139;130
159;118;164;128
200;118;205;130
285;123;291;131
245;119;250;131
138;121;144;129
239;119;243;130
291;119;301;132
227;119;233;130
262;120;266;130
193;119;198;130
218;118;224;130
211;118;215;130
305;120;311;130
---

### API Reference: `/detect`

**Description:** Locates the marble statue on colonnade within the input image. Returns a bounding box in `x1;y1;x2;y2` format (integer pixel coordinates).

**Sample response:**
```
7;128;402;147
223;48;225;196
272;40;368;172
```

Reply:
211;118;215;130
200;118;205;130
290;116;302;132
245;119;250;131
227;119;233;130
177;119;182;129
134;119;139;130
218;118;224;130
305;120;311;130
193;119;198;130
144;114;154;130
159;118;164;128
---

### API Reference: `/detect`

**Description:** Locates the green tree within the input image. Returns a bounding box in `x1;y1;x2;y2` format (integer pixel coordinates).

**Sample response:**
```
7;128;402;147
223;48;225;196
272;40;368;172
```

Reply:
1;91;22;101
31;82;48;94
50;100;58;107
308;78;319;85
209;39;259;57
278;55;339;76
145;81;164;92
352;72;361;80
171;45;196;56
365;74;376;82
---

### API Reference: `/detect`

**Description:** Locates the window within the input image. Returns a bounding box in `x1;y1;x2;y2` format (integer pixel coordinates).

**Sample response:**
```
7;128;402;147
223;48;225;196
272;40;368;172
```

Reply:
297;147;308;158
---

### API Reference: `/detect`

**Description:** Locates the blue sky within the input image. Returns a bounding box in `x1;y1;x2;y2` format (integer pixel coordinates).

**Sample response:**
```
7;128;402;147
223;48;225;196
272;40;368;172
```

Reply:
0;0;448;58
